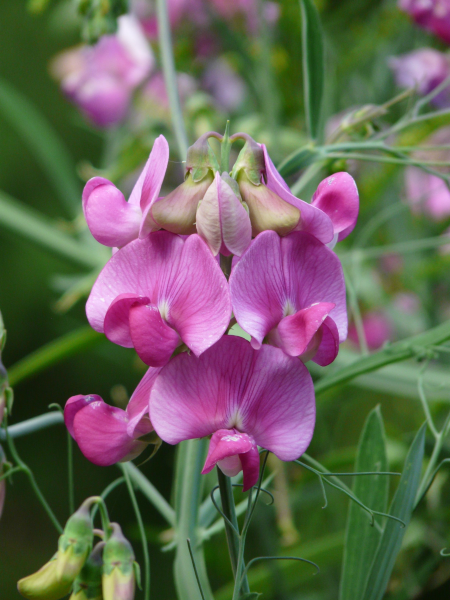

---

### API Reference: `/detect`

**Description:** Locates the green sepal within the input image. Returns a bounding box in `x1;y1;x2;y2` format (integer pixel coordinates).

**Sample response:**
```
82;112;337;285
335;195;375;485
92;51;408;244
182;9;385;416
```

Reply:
70;542;104;600
230;139;264;185
5;387;13;416
133;561;142;590
185;136;220;181
102;523;135;577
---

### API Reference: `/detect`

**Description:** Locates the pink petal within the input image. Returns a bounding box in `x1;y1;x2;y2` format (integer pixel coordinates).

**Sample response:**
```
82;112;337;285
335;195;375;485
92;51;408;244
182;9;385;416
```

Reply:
311;172;359;241
104;293;150;347
240;445;261;492
126;367;162;437
126;135;169;238
83;179;142;247
313;317;339;366
165;235;231;356
196;173;252;256
64;394;101;438
261;144;334;243
202;429;254;473
271;302;335;357
86;232;184;334
129;303;181;366
73;399;147;466
281;232;347;342
229;230;285;345
150;336;315;462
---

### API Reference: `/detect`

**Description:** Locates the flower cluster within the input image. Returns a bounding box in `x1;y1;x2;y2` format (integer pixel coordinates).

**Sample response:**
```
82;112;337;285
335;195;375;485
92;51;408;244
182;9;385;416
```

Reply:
18;498;137;600
65;131;359;490
399;0;450;44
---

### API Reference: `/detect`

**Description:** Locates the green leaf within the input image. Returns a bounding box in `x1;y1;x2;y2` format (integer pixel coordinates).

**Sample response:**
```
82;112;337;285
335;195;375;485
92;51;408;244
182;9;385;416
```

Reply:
0;190;106;269
339;407;388;600
240;594;262;599
0;78;80;217
362;424;426;600
276;145;319;178
299;0;325;140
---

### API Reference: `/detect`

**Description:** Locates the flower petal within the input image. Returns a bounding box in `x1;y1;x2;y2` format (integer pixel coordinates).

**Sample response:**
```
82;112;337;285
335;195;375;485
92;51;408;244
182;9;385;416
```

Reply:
230;230;285;345
195;174;222;255
202;429;254;473
126;367;162;438
104;293;150;347
64;394;101;438
311;172;359;241
281;232;347;342
83;178;141;247
150;336;315;462
129;304;181;366
73;400;147;466
313;317;339;366
261;144;334;243
165;235;231;356
240;445;261;492
271;302;335;357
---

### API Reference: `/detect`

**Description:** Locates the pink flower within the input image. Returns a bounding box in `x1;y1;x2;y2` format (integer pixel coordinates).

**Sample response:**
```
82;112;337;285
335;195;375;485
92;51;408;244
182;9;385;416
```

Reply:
150;335;315;491
82;135;169;247
51;15;154;127
399;0;450;45
202;58;246;112
141;72;197;113
229;230;347;366
86;232;231;366
348;311;393;351
389;48;450;107
405;167;450;220
196;172;252;256
64;367;161;466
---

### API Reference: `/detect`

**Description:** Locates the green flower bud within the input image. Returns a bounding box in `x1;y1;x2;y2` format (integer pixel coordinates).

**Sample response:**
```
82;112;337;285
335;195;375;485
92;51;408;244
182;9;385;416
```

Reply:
69;542;104;600
102;523;135;600
231;137;265;186
18;554;72;600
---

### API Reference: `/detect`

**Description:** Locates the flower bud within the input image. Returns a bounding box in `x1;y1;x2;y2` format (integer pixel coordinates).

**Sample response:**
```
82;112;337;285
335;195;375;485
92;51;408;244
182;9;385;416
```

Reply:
232;137;300;236
151;135;217;234
69;542;104;600
18;554;72;600
102;523;135;600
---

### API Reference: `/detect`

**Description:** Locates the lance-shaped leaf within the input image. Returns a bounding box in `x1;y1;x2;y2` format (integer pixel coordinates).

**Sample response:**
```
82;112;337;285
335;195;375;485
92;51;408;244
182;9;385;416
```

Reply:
362;423;426;600
299;0;325;140
339;407;388;600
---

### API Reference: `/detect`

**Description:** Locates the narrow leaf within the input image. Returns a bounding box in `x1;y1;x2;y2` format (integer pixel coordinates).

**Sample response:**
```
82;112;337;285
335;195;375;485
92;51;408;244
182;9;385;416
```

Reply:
362;424;426;600
299;0;325;140
339;407;388;600
0;78;80;217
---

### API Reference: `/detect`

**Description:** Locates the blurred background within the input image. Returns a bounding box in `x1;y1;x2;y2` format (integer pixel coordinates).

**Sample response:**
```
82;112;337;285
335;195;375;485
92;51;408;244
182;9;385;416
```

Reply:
2;0;450;598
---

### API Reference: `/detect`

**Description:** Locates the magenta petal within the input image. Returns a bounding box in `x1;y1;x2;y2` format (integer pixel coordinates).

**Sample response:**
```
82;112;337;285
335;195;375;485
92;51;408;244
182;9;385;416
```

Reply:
130;135;170;238
166;235;231;356
126;367;161;437
202;429;254;473
311;172;359;241
73;400;147;466
83;179;142;247
64;394;101;438
104;293;150;347
240;445;261;492
313;317;339;366
273;302;336;357
229;230;285;345
261;144;334;243
281;232;347;342
82;177;111;211
129;304;181;366
150;336;315;462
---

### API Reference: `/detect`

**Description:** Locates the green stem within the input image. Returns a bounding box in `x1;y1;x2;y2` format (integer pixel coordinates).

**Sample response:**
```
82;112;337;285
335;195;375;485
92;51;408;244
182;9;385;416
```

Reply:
232;490;253;600
5;428;62;533
8;326;103;387
156;0;189;160
216;470;250;593
416;413;450;504
121;464;151;600
344;267;368;356
0;412;63;441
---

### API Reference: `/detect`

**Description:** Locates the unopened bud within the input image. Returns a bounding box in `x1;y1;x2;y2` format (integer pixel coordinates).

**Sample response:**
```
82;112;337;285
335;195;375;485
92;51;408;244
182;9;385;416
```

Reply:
18;554;72;600
102;523;135;600
231;137;264;186
69;542;104;600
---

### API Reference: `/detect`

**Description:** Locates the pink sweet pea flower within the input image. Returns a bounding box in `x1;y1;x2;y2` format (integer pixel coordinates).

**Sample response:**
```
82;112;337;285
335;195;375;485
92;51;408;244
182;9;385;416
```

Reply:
405;167;450;220
150;335;315;491
229;230;347;366
399;0;450;45
389;48;450;107
196;172;252;256
64;367;161;466
348;312;393;351
86;232;231;366
82;135;169;247
51;15;154;128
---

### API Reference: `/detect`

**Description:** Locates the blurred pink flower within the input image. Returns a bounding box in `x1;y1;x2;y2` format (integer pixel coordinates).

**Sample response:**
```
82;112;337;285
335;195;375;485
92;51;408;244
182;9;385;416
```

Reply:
51;15;154;127
64;367;161;466
393;292;421;314
389;48;450;107
399;0;450;44
348;311;393;351
380;253;404;274
230;230;347;366
203;58;246;112
150;335;315;491
142;71;197;111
